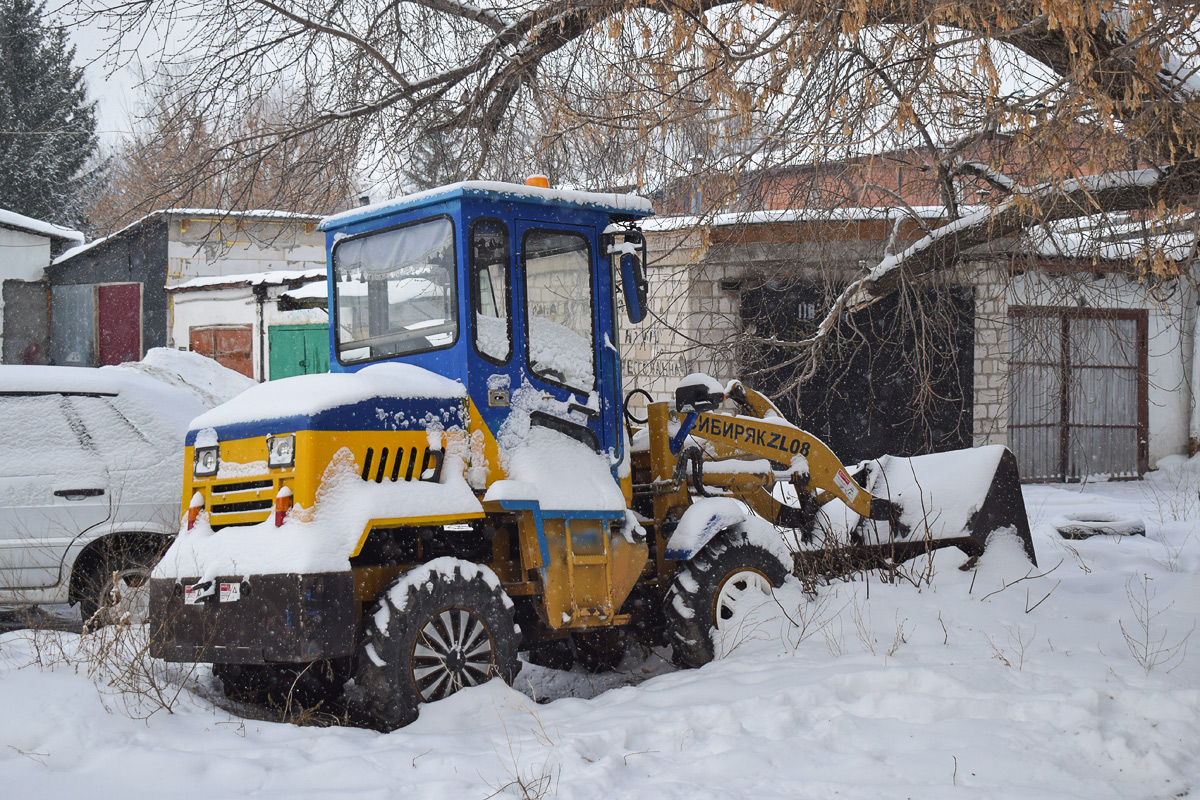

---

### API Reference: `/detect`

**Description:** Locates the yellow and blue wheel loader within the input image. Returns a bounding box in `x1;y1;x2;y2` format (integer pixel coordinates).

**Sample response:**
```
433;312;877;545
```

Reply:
148;180;1036;730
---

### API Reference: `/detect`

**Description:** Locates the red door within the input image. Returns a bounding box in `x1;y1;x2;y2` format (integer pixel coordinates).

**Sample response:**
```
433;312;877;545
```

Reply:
190;325;254;378
95;283;143;366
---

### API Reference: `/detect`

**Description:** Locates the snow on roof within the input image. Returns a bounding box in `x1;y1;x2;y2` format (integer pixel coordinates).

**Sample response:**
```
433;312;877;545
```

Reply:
0;349;252;404
52;208;323;265
281;280;329;301
321;181;653;230
1028;211;1199;262
166;268;326;293
0;208;83;242
642;205;964;232
0;363;149;395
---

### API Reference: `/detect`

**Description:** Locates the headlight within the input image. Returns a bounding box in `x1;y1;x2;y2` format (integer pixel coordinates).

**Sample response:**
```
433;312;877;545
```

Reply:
268;434;295;468
194;446;219;477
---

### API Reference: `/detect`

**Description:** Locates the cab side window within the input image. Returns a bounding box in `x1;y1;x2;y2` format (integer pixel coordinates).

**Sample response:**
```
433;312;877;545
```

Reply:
523;229;594;392
470;218;511;363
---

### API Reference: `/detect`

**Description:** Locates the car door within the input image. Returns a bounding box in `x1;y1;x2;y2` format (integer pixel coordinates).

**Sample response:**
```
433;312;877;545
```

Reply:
516;221;612;452
0;394;111;590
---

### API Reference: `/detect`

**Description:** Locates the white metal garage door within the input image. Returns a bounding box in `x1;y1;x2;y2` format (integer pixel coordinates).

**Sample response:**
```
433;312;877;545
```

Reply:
1008;308;1147;481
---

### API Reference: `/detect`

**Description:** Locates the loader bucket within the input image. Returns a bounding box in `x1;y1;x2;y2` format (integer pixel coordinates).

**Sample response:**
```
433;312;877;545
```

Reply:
857;444;1036;566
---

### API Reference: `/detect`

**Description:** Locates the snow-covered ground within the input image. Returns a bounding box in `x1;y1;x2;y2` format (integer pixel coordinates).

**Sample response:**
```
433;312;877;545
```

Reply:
1;460;1196;798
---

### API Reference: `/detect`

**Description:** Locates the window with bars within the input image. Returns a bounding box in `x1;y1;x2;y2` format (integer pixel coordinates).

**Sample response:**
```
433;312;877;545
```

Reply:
1007;307;1148;482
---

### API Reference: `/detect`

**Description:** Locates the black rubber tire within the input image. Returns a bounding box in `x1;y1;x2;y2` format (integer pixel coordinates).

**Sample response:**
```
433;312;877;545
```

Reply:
663;528;788;669
572;628;628;673
354;561;521;732
78;548;156;628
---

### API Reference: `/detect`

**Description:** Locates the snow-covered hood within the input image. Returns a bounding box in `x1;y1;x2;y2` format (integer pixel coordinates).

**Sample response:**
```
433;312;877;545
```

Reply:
186;363;467;444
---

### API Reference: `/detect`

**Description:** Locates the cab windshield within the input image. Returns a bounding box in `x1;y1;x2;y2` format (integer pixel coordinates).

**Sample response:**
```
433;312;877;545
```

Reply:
332;217;457;363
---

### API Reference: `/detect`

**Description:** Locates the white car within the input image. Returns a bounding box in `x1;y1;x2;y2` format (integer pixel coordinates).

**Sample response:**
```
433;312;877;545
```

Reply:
0;350;253;625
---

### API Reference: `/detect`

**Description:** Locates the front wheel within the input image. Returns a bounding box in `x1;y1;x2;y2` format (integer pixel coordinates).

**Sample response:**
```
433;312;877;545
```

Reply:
354;559;520;731
664;528;788;668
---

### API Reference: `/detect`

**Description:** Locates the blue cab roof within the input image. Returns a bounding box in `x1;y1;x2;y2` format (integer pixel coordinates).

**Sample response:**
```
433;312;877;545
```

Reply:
319;181;654;231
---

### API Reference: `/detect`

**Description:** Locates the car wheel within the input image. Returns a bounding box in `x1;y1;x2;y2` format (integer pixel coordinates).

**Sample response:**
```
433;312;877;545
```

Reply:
79;552;154;628
664;528;788;669
354;559;520;731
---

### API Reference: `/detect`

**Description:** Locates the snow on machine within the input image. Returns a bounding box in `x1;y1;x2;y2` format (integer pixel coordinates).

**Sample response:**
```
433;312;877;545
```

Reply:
148;179;1035;729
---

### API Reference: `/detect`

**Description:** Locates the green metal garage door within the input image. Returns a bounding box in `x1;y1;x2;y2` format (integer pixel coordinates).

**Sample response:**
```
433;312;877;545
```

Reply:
268;324;329;380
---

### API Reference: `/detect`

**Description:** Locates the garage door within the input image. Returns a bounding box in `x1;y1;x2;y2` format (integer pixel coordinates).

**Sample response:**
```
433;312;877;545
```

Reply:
190;325;254;379
1008;307;1147;481
268;324;329;379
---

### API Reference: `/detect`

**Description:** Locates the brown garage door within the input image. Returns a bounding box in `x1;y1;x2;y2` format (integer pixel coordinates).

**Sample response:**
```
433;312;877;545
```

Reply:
190;325;254;379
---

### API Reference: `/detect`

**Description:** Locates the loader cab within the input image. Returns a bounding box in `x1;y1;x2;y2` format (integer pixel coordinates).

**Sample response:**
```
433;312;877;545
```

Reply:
319;182;653;464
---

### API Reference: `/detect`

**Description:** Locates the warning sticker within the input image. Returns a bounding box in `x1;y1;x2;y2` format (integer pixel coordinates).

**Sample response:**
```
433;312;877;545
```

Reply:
184;581;214;605
219;582;241;603
834;469;860;503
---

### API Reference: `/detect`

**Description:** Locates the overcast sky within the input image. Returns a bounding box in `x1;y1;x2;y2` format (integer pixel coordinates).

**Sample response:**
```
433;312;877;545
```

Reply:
64;14;158;144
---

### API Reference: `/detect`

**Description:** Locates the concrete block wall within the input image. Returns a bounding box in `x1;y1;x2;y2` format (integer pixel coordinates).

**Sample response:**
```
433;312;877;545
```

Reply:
621;229;742;404
970;260;1011;447
166;216;325;286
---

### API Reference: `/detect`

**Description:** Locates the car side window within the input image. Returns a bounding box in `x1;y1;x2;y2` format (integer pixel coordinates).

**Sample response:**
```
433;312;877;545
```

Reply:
0;396;95;477
64;396;161;470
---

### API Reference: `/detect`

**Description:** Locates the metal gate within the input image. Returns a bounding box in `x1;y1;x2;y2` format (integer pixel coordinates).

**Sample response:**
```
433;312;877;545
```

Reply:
268;324;329;380
740;281;975;463
1;279;49;364
1008;307;1148;481
190;324;254;379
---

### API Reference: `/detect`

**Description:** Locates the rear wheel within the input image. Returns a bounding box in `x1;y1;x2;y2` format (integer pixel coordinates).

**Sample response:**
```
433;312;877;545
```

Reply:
78;551;155;628
664;528;788;668
354;560;520;731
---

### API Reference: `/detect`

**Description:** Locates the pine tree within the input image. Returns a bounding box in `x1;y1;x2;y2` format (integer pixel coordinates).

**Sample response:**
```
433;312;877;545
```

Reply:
0;0;98;228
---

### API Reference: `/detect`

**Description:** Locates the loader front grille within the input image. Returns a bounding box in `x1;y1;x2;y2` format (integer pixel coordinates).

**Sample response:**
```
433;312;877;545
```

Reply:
206;477;281;529
213;479;274;494
360;446;444;484
211;499;274;515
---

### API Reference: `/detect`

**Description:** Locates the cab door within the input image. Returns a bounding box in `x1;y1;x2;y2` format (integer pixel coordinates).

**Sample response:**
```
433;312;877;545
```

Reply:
514;221;614;454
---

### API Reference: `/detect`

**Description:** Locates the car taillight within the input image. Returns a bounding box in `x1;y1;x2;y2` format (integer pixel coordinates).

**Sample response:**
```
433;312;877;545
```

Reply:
274;486;293;527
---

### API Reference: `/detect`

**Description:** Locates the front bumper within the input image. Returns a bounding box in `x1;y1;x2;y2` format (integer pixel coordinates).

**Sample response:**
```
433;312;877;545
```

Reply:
149;572;357;664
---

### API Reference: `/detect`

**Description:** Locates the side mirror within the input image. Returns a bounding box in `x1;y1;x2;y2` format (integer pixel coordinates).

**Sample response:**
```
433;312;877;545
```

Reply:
621;252;648;324
607;227;649;324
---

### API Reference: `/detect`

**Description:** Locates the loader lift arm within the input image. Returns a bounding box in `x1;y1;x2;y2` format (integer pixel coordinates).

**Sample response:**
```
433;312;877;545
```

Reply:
662;380;899;533
644;375;1036;565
